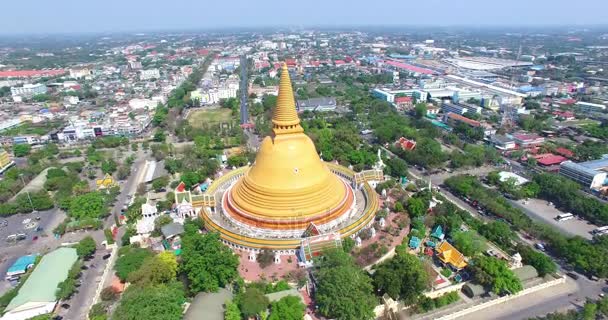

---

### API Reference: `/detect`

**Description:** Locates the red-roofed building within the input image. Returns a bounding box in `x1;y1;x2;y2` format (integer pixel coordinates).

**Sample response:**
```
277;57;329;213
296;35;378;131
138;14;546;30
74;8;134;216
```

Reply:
444;112;480;128
513;133;545;148
394;137;417;151
394;96;413;108
0;69;66;78
285;58;297;67
197;49;209;55
334;60;346;66
552;111;575;120
558;98;577;105
533;153;568;166
555;147;574;158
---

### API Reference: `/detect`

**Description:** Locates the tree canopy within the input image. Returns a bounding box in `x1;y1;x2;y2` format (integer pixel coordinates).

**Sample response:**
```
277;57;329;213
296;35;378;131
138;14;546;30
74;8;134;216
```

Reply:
268;295;306;320
181;231;239;292
314;249;377;320
112;282;185;320
115;247;154;282
373;251;430;304
75;236;96;258
69;192;107;219
470;256;522;295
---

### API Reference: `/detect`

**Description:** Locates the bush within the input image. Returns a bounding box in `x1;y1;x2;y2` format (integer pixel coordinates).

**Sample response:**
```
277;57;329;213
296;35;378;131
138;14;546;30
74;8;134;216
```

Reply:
100;287;119;302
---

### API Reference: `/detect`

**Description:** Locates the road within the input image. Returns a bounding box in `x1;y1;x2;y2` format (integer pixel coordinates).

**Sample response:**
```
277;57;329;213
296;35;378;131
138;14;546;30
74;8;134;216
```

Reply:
244;130;261;151
61;148;148;319
463;276;605;320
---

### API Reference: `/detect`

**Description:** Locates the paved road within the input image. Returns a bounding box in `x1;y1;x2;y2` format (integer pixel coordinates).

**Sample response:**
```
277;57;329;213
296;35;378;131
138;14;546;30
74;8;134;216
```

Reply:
464;277;605;320
244;130;261;151
60;247;109;320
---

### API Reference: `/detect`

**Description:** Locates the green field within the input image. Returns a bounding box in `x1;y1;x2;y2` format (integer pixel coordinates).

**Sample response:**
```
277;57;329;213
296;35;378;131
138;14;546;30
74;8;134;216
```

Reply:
187;108;233;128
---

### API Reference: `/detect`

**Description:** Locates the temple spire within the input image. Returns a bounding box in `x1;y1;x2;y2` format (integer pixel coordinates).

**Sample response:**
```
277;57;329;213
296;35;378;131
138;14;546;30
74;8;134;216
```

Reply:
272;63;303;135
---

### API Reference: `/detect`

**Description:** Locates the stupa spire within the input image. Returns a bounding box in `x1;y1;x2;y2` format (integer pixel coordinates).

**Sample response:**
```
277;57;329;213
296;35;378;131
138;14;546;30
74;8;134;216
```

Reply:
272;63;303;135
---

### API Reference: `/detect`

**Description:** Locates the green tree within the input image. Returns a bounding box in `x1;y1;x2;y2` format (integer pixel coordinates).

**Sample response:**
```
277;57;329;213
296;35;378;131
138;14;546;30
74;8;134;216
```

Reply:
314;249;376;320
115;247;154;281
69;192;106;219
373;251;429;304
13;144;31;157
470;256;522;295
238;288;269;318
407;197;427;218
76;236;97;258
224;300;241;320
452;230;487;257
478;221;515;249
128;252;178;286
181;232;239;292
414;103;427;119
153;130;166;143
268;295;305;320
152;176;169;192
112;282;185;320
516;244;556;276
101;159;117;174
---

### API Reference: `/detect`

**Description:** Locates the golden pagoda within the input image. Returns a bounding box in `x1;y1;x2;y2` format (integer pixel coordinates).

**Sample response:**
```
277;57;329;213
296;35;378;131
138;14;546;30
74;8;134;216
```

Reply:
224;64;354;230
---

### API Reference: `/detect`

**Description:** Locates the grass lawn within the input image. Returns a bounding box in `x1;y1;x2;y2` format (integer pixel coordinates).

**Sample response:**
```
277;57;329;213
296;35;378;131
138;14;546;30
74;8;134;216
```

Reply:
187;108;233;128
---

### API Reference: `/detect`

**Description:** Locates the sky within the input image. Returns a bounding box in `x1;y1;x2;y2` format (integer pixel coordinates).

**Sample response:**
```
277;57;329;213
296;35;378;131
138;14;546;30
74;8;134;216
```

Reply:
2;0;608;34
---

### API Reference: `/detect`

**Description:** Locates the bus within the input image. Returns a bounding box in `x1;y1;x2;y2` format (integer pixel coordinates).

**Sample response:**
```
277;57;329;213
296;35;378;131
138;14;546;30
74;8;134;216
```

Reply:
592;226;608;236
555;213;574;222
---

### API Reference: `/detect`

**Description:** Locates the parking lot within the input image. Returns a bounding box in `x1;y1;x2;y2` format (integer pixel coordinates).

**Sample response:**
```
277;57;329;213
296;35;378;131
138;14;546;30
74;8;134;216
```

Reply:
0;208;66;295
510;198;598;239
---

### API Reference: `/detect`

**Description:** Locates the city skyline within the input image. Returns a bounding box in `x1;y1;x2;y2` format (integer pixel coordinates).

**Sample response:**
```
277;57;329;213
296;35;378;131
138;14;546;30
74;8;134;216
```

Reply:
2;0;608;35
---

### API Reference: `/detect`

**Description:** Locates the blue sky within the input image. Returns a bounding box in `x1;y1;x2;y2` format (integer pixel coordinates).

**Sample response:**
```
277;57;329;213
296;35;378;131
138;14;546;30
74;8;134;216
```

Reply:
2;0;607;34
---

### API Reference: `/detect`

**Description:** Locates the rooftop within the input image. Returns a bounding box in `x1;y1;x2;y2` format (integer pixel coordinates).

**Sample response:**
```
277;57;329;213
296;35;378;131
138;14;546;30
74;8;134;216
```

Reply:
5;247;77;313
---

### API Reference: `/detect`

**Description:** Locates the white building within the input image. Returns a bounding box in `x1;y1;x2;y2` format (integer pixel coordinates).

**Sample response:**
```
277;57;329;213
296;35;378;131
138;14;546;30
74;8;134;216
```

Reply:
140;69;160;81
560;159;608;190
10;84;47;97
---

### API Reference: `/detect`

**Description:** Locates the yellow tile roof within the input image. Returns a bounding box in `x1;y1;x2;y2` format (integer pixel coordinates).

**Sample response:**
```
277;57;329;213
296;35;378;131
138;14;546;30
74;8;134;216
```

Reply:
436;241;467;269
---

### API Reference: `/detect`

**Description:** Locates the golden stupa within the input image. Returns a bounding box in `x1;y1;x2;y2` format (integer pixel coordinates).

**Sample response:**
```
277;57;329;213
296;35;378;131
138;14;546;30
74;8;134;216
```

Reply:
224;64;354;230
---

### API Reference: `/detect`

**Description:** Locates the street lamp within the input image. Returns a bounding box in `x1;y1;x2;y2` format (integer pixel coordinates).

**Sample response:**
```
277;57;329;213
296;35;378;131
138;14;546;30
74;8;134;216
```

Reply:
19;174;35;213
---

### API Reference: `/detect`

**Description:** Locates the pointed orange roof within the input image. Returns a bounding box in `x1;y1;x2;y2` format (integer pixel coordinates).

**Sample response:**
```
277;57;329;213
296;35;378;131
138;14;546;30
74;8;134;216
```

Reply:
272;63;303;135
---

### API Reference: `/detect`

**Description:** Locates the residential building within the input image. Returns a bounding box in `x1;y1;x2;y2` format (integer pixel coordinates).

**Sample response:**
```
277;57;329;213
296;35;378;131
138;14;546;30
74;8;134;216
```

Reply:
0;148;15;173
488;134;516;151
1;248;77;320
129;61;143;70
10;84;47;97
394;137;416;151
443;112;480;128
575;101;606;114
560;159;608;189
512;133;544;148
69;67;93;79
140;69;160;81
296;97;337;112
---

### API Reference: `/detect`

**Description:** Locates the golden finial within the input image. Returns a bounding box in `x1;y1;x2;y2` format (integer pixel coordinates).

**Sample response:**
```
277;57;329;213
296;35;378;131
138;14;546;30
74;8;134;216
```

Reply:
272;63;303;135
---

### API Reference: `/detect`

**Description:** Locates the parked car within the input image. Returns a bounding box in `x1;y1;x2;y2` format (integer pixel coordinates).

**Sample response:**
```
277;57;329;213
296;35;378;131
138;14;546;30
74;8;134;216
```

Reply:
535;243;546;251
61;304;70;309
102;253;111;260
566;272;579;280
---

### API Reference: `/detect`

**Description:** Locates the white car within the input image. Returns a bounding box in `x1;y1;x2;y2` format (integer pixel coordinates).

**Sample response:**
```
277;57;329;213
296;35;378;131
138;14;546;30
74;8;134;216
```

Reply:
22;218;31;225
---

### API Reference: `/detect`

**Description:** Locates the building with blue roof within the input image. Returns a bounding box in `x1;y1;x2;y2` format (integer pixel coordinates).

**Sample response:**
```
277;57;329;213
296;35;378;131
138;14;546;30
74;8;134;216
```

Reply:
6;254;38;278
559;159;608;189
